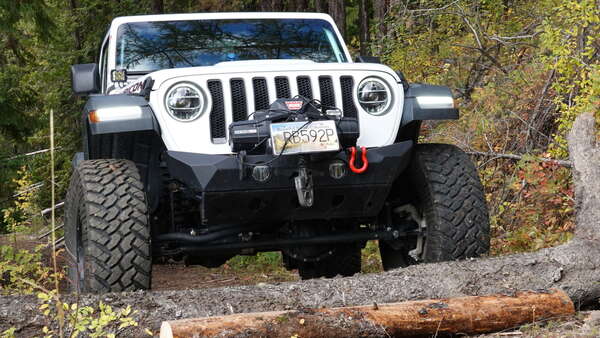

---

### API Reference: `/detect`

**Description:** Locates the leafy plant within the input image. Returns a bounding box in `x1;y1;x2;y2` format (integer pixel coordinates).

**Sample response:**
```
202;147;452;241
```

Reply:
2;166;38;234
0;244;57;295
37;291;141;338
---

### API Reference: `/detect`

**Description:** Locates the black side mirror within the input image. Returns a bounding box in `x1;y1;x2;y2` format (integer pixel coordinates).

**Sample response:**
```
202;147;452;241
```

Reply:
71;63;100;95
355;55;381;63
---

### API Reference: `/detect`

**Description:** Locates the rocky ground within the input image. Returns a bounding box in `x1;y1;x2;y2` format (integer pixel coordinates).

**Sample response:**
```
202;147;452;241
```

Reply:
2;234;600;337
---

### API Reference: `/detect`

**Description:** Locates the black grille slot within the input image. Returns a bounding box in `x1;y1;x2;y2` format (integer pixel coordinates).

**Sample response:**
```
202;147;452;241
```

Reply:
318;76;335;107
253;77;269;111
340;76;357;118
207;80;226;140
275;77;291;98
297;76;313;99
230;79;247;121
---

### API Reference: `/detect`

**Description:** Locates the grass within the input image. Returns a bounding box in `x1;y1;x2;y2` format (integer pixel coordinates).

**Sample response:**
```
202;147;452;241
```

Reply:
361;240;384;273
225;252;287;274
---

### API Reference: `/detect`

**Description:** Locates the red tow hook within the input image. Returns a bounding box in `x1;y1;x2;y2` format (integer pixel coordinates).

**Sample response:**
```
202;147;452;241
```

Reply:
348;146;368;174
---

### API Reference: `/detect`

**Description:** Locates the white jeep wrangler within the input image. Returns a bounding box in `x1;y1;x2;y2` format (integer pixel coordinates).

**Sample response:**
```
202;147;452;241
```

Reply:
65;12;490;293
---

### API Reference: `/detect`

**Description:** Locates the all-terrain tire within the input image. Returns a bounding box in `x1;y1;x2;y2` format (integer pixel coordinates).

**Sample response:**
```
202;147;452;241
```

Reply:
297;244;361;279
64;159;151;293
380;144;490;270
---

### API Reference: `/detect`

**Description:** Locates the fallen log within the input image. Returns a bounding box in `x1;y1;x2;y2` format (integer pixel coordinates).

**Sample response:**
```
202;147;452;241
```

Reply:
160;289;575;338
1;113;598;336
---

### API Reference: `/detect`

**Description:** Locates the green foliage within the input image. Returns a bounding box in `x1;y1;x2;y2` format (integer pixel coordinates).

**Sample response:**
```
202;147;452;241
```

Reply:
2;166;38;233
0;245;56;295
226;252;287;273
361;240;383;273
539;0;600;157
380;0;598;252
37;291;143;337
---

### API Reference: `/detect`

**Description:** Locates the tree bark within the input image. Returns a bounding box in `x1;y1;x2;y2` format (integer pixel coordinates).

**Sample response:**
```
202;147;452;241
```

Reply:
151;0;164;14
358;0;370;55
160;290;574;337
328;0;346;39
69;0;83;64
288;0;308;11
314;0;325;13
259;0;283;11
373;0;388;41
1;113;599;336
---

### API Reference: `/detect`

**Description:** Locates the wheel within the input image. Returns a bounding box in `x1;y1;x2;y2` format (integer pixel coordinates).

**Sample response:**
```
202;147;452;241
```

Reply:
297;244;361;279
380;144;490;270
64;159;152;293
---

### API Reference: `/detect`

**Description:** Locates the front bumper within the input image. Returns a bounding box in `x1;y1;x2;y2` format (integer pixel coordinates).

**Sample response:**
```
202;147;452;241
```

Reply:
166;141;413;224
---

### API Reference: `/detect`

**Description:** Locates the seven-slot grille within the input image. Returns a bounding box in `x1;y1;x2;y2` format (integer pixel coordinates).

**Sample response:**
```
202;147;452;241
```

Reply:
208;75;358;143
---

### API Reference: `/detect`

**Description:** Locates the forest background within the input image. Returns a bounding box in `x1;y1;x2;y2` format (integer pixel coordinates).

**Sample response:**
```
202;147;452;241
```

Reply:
0;0;598;256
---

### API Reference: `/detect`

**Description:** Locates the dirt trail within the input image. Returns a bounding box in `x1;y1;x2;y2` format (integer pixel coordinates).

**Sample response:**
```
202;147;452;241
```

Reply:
1;234;298;291
151;264;298;291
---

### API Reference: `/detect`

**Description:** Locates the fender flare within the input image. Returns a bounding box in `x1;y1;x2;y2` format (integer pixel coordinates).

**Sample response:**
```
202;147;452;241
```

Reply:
400;84;458;126
82;94;160;135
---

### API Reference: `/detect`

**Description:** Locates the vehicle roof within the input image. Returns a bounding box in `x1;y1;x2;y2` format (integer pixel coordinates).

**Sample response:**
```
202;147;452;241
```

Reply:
111;12;336;26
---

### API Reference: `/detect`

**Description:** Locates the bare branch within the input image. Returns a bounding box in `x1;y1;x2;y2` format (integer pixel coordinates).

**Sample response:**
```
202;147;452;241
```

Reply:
467;151;572;168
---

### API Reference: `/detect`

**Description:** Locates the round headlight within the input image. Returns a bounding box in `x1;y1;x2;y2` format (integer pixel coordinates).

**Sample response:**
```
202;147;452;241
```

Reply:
357;77;392;115
165;83;205;121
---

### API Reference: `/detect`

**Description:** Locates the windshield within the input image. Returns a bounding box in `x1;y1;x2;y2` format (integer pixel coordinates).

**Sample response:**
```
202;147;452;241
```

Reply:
115;19;347;72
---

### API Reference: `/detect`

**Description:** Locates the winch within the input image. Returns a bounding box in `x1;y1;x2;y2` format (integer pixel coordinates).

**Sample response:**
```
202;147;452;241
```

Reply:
229;97;360;155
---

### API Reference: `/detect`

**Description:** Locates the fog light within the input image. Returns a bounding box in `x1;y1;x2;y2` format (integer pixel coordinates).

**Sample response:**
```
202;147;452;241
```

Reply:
252;165;271;182
329;161;346;179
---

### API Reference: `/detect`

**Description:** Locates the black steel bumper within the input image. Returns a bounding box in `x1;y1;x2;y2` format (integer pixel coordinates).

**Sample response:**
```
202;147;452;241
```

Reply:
166;141;413;224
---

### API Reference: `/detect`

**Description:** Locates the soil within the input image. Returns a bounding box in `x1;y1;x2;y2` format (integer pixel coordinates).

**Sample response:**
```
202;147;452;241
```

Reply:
151;263;298;291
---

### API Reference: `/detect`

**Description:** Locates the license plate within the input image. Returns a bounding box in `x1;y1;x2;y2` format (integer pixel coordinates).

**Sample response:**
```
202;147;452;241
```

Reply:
270;120;340;155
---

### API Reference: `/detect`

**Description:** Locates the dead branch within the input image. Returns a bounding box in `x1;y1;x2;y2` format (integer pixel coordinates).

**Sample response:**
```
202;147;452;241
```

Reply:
467;150;572;167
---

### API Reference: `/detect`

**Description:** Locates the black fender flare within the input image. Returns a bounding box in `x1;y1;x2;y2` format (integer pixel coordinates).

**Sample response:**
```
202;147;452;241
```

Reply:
82;94;160;135
400;84;458;126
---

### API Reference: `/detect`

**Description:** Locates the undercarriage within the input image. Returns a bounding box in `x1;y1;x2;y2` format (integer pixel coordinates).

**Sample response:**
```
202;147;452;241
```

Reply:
152;141;416;271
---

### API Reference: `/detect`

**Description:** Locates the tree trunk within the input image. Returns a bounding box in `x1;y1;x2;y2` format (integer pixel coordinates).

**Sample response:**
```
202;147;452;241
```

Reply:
1;113;599;337
160;290;574;337
358;0;370;55
373;0;388;41
314;0;325;13
69;0;83;64
259;0;283;11
328;0;346;39
288;0;308;11
151;0;164;14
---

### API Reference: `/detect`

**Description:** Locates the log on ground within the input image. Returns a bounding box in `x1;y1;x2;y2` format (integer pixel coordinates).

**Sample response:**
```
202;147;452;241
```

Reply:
160;289;575;338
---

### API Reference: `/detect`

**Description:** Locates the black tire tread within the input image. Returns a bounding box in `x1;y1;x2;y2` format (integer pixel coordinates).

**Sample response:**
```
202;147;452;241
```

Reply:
413;144;490;261
65;159;151;293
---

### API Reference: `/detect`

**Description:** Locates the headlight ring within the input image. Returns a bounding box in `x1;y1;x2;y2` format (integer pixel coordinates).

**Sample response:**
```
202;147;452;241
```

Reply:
357;77;392;115
164;82;206;122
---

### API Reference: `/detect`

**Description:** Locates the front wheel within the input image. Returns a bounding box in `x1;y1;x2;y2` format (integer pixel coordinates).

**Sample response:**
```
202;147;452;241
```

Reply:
380;144;490;270
64;159;152;293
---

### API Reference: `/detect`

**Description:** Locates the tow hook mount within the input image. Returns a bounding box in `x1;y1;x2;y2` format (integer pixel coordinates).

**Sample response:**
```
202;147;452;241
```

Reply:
294;166;314;207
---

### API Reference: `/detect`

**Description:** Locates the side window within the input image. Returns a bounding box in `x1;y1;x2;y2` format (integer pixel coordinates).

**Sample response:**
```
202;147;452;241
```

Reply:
99;38;109;93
